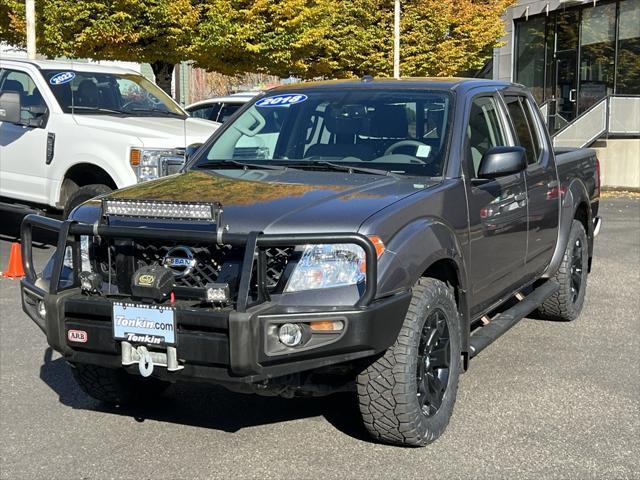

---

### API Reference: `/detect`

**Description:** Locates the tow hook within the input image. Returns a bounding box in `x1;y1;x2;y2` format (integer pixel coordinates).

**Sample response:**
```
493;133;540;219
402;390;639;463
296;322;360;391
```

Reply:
121;341;184;376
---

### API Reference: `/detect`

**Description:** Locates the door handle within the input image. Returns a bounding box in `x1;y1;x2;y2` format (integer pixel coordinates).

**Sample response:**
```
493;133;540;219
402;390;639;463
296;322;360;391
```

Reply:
569;89;577;103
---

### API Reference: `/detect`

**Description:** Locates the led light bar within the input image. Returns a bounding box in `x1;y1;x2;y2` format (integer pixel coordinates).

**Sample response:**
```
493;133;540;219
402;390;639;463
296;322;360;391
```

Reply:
103;199;218;221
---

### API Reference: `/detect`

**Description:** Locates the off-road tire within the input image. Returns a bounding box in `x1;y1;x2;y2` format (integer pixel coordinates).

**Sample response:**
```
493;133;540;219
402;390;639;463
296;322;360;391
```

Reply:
357;278;461;447
71;363;169;405
537;220;589;321
63;184;112;219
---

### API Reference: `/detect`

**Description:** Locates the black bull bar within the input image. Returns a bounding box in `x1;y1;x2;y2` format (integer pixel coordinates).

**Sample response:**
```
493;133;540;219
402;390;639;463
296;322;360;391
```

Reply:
20;214;378;310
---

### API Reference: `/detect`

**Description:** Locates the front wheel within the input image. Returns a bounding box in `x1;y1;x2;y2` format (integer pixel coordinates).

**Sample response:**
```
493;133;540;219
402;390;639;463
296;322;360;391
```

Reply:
71;363;169;405
357;278;461;446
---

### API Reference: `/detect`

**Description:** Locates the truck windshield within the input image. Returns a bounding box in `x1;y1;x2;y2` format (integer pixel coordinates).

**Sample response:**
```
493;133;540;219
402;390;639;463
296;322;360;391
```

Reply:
193;88;452;177
42;69;185;117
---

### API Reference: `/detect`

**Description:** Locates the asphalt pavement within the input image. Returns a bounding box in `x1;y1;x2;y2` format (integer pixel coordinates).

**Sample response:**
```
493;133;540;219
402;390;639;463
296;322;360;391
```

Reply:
1;197;638;480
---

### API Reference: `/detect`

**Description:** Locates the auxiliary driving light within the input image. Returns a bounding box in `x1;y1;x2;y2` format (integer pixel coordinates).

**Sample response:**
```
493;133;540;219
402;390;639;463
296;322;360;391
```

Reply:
204;283;230;304
79;271;102;294
278;323;303;347
37;300;46;318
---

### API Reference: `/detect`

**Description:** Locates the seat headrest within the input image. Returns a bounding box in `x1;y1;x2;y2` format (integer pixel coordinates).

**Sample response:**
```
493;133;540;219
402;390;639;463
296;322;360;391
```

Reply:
367;105;408;138
76;79;99;107
324;104;367;136
2;79;25;95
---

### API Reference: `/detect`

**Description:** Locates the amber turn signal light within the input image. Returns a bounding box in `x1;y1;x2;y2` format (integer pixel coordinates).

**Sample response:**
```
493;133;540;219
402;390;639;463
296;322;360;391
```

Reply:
368;235;385;257
129;148;141;166
310;320;344;331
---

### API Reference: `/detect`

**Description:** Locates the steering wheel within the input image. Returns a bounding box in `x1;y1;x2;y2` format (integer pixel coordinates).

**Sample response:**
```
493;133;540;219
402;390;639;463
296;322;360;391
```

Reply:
384;139;432;157
121;100;147;110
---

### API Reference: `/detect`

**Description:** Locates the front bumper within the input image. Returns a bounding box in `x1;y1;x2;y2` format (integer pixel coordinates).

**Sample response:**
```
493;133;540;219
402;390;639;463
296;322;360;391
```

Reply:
20;214;410;384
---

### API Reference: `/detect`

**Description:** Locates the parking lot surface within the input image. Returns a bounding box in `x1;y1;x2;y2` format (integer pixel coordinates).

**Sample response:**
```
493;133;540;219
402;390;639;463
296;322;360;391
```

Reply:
1;197;638;480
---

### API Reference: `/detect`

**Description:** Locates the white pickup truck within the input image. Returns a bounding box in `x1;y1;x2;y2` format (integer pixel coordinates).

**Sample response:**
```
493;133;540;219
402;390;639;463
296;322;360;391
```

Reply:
0;58;218;216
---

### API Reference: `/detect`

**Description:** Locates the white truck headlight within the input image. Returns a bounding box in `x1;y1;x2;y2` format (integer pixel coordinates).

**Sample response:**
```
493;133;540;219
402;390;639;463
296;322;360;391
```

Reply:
284;244;366;292
130;148;185;182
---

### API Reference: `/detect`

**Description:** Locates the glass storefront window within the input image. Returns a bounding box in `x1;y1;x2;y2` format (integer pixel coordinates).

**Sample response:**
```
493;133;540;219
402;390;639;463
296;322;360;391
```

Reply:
515;16;546;104
617;0;640;94
579;3;617;113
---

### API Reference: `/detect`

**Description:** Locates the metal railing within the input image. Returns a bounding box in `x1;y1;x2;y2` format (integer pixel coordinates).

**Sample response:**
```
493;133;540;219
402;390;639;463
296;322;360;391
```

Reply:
551;95;640;149
553;97;608;148
609;96;640;135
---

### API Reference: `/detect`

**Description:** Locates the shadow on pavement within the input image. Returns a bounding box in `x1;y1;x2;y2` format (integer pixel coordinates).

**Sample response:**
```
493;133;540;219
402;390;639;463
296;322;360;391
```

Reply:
0;211;59;246
39;347;372;442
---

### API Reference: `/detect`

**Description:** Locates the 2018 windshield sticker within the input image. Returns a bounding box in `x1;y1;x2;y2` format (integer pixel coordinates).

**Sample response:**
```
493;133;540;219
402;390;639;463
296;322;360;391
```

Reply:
256;94;308;107
49;71;76;86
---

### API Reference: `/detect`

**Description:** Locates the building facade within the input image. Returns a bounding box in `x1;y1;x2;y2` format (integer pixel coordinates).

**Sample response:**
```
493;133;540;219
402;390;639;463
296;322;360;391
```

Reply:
493;0;639;131
493;0;639;189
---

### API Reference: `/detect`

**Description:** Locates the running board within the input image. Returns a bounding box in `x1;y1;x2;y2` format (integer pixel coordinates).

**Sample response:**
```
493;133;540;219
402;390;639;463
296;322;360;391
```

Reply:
469;280;559;358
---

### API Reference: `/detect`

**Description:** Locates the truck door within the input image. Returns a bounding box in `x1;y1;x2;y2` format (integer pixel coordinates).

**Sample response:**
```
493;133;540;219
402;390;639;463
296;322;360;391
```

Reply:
0;68;50;205
503;94;560;278
466;95;529;315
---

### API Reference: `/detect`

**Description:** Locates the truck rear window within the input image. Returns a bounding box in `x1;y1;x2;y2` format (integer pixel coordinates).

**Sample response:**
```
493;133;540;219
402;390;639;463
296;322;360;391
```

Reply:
195;89;453;177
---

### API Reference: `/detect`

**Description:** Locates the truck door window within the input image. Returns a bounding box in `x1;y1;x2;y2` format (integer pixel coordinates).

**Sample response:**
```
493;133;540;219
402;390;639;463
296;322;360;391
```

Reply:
466;96;506;178
189;104;218;120
504;96;541;164
0;69;48;125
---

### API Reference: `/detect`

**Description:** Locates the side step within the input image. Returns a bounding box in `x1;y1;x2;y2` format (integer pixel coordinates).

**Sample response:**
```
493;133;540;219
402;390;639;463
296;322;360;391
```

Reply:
469;280;559;358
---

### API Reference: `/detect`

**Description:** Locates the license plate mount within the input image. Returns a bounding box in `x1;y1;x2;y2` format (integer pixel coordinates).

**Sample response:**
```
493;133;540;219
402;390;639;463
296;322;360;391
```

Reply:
112;302;176;346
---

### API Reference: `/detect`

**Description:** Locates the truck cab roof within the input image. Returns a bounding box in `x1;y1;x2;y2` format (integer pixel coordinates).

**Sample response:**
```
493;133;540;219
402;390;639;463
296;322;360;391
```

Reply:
0;57;139;75
266;77;515;93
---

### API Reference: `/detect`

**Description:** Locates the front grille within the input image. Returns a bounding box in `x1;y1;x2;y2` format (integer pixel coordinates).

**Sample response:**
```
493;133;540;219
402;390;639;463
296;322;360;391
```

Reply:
94;240;294;294
134;242;235;288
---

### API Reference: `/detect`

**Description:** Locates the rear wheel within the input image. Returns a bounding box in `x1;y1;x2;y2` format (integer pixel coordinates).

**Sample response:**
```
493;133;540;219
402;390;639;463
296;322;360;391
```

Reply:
537;220;589;321
356;278;461;446
71;363;169;405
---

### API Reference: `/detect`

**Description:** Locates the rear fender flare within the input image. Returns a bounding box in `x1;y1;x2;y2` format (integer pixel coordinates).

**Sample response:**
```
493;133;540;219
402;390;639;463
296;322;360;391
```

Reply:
543;179;592;278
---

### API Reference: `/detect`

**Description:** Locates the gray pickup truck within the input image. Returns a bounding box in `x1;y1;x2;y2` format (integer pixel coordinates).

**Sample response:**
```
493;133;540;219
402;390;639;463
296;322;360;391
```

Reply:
20;78;601;447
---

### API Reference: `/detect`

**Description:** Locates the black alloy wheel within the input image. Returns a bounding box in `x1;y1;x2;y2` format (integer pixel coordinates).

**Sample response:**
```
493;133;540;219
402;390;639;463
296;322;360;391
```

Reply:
570;237;584;304
416;309;450;417
537;220;589;322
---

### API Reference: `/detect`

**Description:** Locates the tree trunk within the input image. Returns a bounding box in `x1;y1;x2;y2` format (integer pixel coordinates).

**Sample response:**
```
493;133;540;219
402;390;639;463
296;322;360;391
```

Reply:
151;61;175;98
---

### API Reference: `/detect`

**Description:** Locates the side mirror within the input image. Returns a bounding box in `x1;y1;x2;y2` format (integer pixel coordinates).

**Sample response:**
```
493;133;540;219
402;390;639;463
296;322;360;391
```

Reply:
478;146;527;179
185;143;203;161
0;91;21;124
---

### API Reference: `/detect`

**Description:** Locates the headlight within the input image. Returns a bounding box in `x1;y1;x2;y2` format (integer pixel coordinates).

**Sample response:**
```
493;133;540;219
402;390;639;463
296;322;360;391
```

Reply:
284;244;366;292
62;235;92;273
130;148;185;182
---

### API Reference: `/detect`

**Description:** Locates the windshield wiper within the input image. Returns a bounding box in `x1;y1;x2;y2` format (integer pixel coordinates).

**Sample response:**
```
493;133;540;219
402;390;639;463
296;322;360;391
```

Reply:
289;160;399;177
70;106;127;114
196;159;289;171
129;107;184;117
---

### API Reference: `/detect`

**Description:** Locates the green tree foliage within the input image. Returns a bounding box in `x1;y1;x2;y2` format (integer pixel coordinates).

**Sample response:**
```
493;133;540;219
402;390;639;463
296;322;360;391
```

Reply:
1;0;513;89
1;0;201;93
195;0;513;78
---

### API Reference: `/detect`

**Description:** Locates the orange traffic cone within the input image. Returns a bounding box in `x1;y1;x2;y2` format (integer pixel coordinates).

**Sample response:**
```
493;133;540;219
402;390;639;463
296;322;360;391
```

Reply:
1;242;25;279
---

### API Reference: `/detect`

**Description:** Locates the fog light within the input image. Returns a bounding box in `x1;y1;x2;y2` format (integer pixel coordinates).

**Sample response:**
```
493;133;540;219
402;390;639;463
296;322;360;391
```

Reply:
37;300;46;318
79;271;102;294
278;323;303;347
204;283;230;304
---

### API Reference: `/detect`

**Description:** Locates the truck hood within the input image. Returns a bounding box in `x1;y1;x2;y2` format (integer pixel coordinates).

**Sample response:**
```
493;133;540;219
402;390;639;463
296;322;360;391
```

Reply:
72;115;218;148
101;169;436;234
